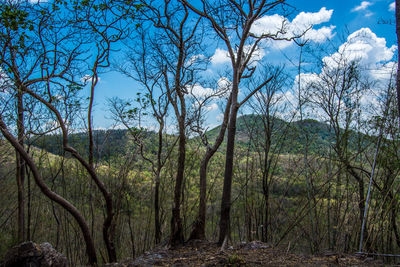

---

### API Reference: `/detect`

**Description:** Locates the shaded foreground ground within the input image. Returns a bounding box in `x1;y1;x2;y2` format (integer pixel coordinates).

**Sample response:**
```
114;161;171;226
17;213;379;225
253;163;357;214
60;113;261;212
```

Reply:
106;240;386;266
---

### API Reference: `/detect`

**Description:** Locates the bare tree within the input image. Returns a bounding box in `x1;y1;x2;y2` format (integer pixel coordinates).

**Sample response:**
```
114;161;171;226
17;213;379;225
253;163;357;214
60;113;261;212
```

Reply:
0;1;137;264
69;1;139;262
181;0;300;245
138;0;204;246
188;78;232;241
245;65;289;242
114;26;177;244
307;50;372;250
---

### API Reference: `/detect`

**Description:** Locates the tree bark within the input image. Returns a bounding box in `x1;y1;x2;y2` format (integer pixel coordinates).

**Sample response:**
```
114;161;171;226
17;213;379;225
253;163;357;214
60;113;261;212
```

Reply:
218;99;239;245
188;154;211;240
16;88;25;242
170;123;186;246
154;122;164;244
189;93;232;241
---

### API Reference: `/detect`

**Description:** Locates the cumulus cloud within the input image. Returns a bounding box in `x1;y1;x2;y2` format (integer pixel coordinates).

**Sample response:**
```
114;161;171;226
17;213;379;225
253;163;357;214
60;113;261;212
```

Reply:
389;2;395;11
189;84;214;98
322;28;396;72
217;77;231;89
351;1;373;12
290;7;334;34
205;102;218;111
210;45;265;65
186;54;206;67
216;113;224;122
291;28;397;123
211;48;231;65
251;7;335;48
303;26;336;43
370;62;397;81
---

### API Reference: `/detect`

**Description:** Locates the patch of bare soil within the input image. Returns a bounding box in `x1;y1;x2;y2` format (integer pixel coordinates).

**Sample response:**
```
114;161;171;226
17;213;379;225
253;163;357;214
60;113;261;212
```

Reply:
107;240;384;266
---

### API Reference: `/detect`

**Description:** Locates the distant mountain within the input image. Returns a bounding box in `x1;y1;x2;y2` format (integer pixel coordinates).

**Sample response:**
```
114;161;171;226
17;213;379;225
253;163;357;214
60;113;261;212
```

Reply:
206;114;338;155
31;115;367;160
30;129;132;161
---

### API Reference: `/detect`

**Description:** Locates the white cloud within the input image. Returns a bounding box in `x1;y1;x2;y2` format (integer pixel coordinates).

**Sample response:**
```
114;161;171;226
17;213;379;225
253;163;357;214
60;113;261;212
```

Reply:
365;12;374;17
205;103;218;111
189;84;214;98
211;48;231;65
303;26;336;43
251;7;335;49
81;74;101;84
243;44;266;64
0;68;13;94
186;54;206;67
389;2;395;11
322;28;396;71
211;44;265;65
370;61;397;81
252;14;288;37
292;28;397;124
216;77;232;98
290;7;334;34
351;1;373;12
216;113;224;122
217;77;231;89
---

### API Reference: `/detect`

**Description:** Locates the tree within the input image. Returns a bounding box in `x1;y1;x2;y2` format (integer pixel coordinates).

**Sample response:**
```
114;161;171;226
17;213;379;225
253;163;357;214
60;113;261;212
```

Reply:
245;65;288;242
0;2;99;264
181;0;298;245
188;89;232;240
109;83;175;246
307;50;371;250
69;0;140;261
0;0;138;264
139;0;204;246
114;25;177;244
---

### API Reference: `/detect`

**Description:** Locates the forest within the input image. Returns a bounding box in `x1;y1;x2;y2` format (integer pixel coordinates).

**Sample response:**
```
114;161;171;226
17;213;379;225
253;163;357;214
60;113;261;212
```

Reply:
0;0;399;266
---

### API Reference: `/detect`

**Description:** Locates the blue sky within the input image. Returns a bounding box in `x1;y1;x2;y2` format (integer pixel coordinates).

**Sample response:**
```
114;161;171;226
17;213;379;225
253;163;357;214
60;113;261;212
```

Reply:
88;0;397;130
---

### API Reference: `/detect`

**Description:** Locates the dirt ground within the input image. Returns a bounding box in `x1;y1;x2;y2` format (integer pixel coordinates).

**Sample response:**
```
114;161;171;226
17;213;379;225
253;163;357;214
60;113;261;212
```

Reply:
106;240;387;266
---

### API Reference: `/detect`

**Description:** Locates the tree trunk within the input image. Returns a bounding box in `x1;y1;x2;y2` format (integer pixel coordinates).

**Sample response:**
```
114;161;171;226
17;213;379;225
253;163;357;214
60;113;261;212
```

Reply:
0;117;98;266
189;93;232;241
16;88;25;242
170;124;185;246
154;171;162;244
189;154;211;240
218;101;239;245
154;123;164;244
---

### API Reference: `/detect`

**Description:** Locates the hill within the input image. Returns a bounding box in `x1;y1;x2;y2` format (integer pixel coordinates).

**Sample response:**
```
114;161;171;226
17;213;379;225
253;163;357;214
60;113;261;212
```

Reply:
30;129;132;162
31;115;366;160
206;114;337;155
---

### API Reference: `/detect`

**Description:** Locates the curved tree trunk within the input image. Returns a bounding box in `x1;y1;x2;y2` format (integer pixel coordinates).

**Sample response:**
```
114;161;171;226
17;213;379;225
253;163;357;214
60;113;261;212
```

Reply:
189;93;232;241
0;117;97;266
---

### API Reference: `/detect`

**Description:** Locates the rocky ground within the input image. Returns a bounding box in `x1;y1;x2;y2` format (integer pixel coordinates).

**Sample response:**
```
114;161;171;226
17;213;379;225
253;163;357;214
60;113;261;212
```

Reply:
107;240;387;266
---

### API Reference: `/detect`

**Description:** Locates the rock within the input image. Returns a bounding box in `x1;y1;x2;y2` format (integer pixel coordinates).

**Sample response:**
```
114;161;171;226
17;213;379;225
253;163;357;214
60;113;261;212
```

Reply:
2;241;68;267
39;242;68;267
